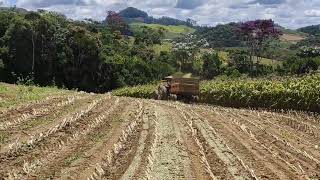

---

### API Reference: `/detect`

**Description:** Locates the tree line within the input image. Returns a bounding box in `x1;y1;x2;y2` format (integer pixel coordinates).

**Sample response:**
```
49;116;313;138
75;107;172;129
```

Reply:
0;9;174;92
0;8;318;91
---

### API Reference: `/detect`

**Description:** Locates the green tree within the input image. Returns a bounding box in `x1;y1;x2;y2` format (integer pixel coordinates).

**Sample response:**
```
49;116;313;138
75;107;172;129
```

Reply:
282;57;319;74
3;15;34;75
201;52;222;79
134;26;164;46
172;34;208;72
228;50;252;73
24;12;42;72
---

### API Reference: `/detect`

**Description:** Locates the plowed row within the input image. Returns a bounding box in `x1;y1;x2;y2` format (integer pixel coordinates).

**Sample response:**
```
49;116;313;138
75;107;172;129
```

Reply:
0;93;319;180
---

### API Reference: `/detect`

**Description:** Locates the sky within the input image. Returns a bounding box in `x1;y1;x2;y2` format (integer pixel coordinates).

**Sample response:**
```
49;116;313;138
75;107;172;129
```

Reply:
0;0;320;29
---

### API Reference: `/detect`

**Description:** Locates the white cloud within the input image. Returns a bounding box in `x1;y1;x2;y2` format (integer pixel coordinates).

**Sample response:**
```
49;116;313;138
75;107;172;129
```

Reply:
304;9;320;17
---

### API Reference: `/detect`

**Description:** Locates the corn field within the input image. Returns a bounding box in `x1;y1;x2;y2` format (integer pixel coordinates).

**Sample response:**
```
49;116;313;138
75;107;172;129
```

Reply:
113;74;320;112
200;74;320;112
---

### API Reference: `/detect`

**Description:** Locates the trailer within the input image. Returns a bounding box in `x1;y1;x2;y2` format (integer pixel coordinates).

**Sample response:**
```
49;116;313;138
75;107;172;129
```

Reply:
155;74;200;101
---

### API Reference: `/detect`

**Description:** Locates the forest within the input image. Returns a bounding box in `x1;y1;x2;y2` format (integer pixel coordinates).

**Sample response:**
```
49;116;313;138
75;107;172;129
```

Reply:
0;8;176;92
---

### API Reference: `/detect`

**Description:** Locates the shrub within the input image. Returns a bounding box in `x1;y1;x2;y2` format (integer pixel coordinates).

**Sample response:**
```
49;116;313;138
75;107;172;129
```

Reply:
112;83;157;99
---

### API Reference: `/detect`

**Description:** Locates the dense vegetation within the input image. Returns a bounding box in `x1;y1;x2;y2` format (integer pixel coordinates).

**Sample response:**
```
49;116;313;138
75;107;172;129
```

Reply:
195;23;242;48
294;35;320;47
113;74;320;112
0;9;175;92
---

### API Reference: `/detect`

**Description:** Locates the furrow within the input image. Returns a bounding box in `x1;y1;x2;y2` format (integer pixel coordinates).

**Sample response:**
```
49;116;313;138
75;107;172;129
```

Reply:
0;95;104;158
84;100;144;180
2;96;119;179
187;104;295;179
0;95;87;130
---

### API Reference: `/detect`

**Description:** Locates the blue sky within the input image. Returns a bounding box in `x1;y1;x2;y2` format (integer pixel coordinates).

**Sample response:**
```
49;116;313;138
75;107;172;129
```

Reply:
1;0;320;29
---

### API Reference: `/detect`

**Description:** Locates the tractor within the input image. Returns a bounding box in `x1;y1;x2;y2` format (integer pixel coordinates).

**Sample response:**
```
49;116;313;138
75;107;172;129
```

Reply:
155;74;200;102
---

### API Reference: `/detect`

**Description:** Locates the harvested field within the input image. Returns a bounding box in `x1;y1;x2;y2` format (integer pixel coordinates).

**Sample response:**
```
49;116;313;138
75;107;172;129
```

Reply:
0;90;320;179
281;34;306;43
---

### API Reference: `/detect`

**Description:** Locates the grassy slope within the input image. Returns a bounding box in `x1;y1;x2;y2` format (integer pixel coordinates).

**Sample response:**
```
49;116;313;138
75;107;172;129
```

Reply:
130;22;195;39
129;22;194;55
281;28;308;37
0;83;69;111
130;22;294;67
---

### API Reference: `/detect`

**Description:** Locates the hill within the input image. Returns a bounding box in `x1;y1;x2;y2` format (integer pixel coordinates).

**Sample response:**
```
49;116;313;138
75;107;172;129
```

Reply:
119;7;148;20
195;23;307;49
298;24;320;36
119;7;193;27
0;7;28;13
193;23;309;61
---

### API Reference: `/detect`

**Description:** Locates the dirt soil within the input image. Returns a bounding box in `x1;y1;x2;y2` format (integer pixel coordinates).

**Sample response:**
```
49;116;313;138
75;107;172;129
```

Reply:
0;94;320;180
281;34;306;43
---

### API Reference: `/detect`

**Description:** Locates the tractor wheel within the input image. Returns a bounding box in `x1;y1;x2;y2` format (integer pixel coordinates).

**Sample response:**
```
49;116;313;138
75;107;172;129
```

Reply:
155;84;169;100
169;94;177;101
192;95;199;103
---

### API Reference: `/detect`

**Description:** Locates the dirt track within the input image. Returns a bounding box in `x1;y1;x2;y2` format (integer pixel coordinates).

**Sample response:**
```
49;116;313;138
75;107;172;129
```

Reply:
0;94;320;180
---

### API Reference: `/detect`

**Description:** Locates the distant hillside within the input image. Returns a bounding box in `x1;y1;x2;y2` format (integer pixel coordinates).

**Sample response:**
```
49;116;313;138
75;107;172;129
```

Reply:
195;23;307;48
119;7;193;27
130;22;195;39
0;7;28;13
194;23;307;61
298;25;320;36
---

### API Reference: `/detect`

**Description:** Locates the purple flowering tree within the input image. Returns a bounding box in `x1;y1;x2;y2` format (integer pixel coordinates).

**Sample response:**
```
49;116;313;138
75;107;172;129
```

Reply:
239;19;282;64
106;11;127;33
